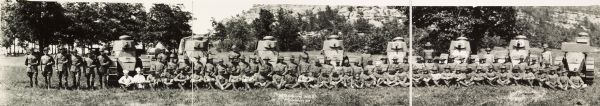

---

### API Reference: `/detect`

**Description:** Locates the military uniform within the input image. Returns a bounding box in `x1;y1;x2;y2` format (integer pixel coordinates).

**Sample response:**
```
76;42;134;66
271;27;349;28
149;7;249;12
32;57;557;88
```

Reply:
70;52;83;88
55;51;70;88
41;53;55;77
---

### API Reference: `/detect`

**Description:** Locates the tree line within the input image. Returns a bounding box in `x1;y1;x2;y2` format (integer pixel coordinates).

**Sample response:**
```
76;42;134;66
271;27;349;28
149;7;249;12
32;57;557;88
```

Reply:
1;1;192;51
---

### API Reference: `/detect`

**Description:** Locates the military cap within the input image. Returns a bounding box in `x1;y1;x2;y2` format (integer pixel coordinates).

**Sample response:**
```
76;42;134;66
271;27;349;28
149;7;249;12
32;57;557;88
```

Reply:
500;65;507;69
278;56;284;60
515;35;527;39
192;35;204;40
123;70;129;74
485;48;492;51
578;32;589;36
457;36;468;40
327;35;340;39
542;44;549;48
393;37;404;41
300;53;309;59
424;42;432;47
263;36;275;40
119;35;132;40
182;55;189;60
262;57;271;60
283;57;291;61
170;54;177;58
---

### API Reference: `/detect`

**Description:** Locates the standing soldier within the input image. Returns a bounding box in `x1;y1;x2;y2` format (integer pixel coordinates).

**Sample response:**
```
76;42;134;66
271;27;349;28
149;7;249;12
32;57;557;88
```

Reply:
70;50;83;89
41;48;55;89
286;56;299;77
25;48;40;88
84;53;97;89
360;46;372;68
204;57;216;89
55;48;70;89
423;42;434;60
482;48;495;64
541;44;552;67
97;50;111;89
298;54;311;81
228;45;241;63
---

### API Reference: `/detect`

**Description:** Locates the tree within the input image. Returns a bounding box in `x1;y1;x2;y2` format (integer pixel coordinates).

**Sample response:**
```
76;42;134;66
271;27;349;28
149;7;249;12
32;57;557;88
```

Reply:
251;9;274;40
147;4;192;49
411;6;521;53
2;0;69;50
273;8;303;51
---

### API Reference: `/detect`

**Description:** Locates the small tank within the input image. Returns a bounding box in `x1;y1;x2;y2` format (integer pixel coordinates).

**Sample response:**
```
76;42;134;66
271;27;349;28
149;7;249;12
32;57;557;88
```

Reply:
321;35;345;62
256;36;279;64
449;36;471;59
508;35;531;66
107;35;150;85
387;37;408;63
559;32;595;84
178;35;210;64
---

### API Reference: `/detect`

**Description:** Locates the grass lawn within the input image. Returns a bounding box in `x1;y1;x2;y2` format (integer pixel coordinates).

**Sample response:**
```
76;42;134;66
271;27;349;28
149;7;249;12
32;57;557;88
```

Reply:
0;50;598;105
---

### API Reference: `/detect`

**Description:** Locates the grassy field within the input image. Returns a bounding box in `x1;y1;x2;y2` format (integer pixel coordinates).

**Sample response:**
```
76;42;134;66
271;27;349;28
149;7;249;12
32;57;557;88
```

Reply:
0;51;598;105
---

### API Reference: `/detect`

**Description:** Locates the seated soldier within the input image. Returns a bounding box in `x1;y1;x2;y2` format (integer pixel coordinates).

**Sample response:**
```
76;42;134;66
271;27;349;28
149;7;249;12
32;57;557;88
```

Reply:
350;73;364;89
284;72;300;89
160;69;176;89
396;68;410;87
254;75;271;88
523;69;536;86
215;72;231;90
271;71;286;89
497;66;512;86
311;73;330;89
472;68;485;85
297;72;312;88
431;66;442;86
535;70;548;87
383;68;398;87
173;71;191;90
484;67;498;86
329;71;343;89
342;71;353;88
118;70;134;90
147;71;159;90
421;70;432;87
569;72;587;89
545;70;560;90
557;71;570;90
412;70;423;87
363;60;376;88
190;69;205;89
441;68;454;87
131;68;149;89
460;70;475;87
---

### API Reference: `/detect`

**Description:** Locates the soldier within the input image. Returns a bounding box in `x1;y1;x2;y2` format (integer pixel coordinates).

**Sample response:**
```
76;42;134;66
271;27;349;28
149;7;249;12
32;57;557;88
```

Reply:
215;59;230;90
271;56;287;77
383;58;400;87
228;45;242;63
497;66;512;86
557;71;570;90
271;64;286;89
55;48;70;89
173;70;191;90
286;56;299;77
423;42;434;60
529;57;541;74
482;48;495;64
132;68;148;89
298;54;311;79
502;56;513;73
166;54;178;75
360;45;372;67
242;56;259;89
258;57;272;80
524;67;536;86
70;50;83;89
362;59;376;88
178;56;192;74
118;70;133;90
228;56;243;90
83;53;98;89
439;58;453;86
191;56;205;89
429;58;441;86
570;73;587;90
513;56;527;86
97;50;112;89
204;57;216;89
541;44;552;67
374;58;389;87
308;59;322;89
25;48;40;88
546;70;559;90
40;48;54;89
396;59;410;87
484;63;499;86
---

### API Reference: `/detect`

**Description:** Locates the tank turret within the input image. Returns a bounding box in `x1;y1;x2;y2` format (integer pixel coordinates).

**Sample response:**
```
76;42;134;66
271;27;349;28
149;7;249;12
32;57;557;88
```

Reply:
322;35;345;62
449;36;471;59
387;37;408;63
256;36;279;64
508;35;531;66
178;35;210;64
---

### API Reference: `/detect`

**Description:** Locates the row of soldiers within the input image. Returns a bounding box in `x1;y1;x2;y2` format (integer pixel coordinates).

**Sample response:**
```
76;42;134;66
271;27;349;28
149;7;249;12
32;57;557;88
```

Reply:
24;46;587;91
25;48;111;89
121;47;587;91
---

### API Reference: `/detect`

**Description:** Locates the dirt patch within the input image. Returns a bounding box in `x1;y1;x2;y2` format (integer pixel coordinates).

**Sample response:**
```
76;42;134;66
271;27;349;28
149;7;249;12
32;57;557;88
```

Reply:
503;88;546;105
